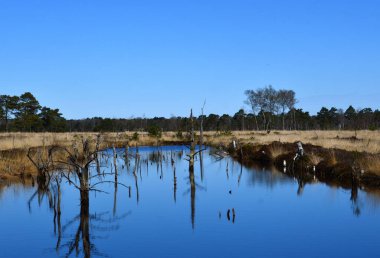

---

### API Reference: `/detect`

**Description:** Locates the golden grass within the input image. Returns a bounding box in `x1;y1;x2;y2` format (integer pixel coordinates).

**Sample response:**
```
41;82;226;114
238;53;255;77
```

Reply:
0;130;379;153
203;130;380;154
308;152;324;166
0;149;36;176
0;132;180;151
0;130;380;177
267;143;288;158
327;150;338;166
358;155;380;174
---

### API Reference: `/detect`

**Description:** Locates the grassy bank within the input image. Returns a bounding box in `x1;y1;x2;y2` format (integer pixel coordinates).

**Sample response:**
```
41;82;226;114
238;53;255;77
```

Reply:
1;130;379;153
228;141;380;189
0;130;379;181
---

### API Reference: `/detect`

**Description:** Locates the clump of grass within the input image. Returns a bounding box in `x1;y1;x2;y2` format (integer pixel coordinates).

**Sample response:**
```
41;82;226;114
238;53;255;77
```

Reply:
176;130;183;139
308;152;324;165
326;150;338;166
267;143;287;158
131;132;139;141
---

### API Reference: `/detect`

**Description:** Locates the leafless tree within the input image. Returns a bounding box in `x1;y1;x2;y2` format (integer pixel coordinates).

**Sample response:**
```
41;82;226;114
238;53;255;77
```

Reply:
244;90;261;130
277;89;296;130
199;101;206;181
246;86;296;131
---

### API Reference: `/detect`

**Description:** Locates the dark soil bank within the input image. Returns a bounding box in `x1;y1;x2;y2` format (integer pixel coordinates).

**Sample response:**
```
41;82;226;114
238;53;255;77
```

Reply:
225;141;380;190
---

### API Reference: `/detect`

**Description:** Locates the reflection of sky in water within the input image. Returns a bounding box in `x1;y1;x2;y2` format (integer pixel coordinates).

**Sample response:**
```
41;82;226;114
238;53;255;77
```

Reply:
1;145;380;258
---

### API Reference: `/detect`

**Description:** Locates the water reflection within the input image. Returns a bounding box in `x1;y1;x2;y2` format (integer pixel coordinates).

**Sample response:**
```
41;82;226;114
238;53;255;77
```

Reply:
56;192;130;258
189;165;196;229
2;145;380;257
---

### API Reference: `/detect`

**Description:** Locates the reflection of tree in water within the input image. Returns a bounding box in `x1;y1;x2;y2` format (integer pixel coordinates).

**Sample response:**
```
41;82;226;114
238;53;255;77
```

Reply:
27;173;58;213
189;167;196;229
26;137;132;258
27;168;130;257
144;146;203;227
56;189;130;258
26;146;57;212
245;164;291;189
297;173;306;196
350;185;361;217
55;139;130;257
186;156;206;230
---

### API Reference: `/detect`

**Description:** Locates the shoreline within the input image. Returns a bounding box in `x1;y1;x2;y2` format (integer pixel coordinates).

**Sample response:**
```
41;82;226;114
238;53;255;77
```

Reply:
226;141;380;190
1;131;380;190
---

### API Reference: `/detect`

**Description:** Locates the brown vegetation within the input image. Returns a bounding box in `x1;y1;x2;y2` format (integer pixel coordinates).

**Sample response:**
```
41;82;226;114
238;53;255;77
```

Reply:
1;130;379;153
205;130;380;154
0;130;379;186
230;141;380;189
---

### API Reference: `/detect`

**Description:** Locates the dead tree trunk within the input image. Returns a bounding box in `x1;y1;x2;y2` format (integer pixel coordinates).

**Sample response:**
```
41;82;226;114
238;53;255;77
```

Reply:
199;103;205;181
189;109;195;172
27;147;53;191
113;145;118;184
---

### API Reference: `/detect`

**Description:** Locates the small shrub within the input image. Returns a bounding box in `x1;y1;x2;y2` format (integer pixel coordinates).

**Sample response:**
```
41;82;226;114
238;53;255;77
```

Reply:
369;125;377;131
176;130;183;139
220;130;232;136
131;132;139;141
147;125;162;138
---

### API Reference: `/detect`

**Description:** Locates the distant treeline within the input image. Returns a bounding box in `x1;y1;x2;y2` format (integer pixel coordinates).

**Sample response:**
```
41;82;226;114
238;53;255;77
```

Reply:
1;89;379;133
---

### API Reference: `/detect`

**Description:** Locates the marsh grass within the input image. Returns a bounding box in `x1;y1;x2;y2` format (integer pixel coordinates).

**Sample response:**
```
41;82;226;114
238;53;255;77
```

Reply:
0;149;35;176
205;130;380;154
0;130;379;177
267;143;288;158
308;152;324;166
358;155;380;175
1;130;379;153
327;150;338;166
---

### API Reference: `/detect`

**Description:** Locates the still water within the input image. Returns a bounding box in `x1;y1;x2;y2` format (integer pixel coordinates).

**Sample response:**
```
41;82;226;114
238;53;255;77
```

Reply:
0;146;379;258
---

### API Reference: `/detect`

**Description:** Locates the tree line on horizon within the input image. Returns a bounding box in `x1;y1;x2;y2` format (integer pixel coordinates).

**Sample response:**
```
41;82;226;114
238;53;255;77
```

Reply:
0;89;379;133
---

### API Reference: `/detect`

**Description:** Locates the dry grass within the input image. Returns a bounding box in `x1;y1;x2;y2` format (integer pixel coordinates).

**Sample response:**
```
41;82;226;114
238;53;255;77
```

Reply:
0;130;379;153
358;155;380;174
0;132;180;151
203;130;380;154
308;152;324;166
0;132;176;176
267;143;288;158
326;150;338;166
0;130;379;177
0;149;36;176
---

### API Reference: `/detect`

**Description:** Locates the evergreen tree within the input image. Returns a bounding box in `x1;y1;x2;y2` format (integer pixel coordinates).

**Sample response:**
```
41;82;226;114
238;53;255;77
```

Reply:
40;107;66;132
14;92;42;131
0;95;19;131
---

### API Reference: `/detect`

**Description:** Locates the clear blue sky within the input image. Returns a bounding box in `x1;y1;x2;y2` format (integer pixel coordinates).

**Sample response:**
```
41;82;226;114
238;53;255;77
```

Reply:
1;0;379;119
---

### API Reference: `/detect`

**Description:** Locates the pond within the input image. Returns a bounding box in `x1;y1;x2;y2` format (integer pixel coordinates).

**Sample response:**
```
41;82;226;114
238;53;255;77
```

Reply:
0;145;379;258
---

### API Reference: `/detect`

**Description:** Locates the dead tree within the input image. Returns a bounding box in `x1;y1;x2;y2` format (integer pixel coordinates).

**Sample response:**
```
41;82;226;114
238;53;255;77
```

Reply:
185;109;206;172
199;102;205;181
27;147;54;189
113;144;118;183
26;147;56;211
133;145;140;203
95;134;102;175
54;137;129;201
188;109;196;171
